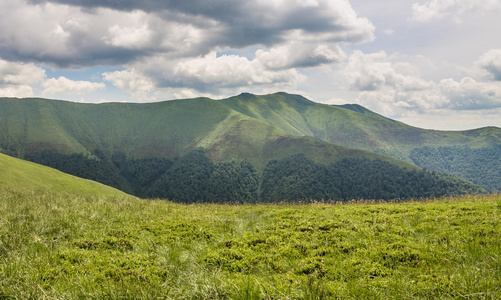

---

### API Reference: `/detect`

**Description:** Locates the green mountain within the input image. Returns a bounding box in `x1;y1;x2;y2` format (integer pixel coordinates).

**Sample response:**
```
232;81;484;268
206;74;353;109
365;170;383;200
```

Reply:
0;153;130;197
221;93;501;160
0;96;408;169
0;94;494;200
220;93;501;191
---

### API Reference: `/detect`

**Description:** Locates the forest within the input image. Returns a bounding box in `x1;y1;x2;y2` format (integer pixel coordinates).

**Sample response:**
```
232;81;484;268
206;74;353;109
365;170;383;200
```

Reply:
25;148;484;203
410;144;501;192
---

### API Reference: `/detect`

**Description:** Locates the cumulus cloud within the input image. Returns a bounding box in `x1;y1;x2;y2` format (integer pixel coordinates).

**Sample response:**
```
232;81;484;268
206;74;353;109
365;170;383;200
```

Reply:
42;76;105;96
255;42;345;70
411;0;501;23
102;51;306;97
173;52;305;90
27;0;375;43
477;49;501;81
344;51;501;116
0;59;46;97
102;69;155;101
345;51;433;92
0;0;376;98
1;0;373;69
0;0;213;68
438;77;501;110
0;60;46;86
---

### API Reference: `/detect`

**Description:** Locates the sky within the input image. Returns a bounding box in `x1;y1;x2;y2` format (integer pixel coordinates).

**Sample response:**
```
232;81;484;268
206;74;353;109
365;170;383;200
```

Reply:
1;0;501;130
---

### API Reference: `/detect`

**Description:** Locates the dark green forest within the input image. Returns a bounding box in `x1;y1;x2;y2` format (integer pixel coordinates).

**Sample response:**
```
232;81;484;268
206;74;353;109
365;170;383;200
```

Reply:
24;149;484;203
410;144;501;192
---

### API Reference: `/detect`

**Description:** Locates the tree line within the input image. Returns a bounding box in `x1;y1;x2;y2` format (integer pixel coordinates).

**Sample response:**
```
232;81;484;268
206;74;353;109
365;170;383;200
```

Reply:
410;144;501;192
24;148;485;203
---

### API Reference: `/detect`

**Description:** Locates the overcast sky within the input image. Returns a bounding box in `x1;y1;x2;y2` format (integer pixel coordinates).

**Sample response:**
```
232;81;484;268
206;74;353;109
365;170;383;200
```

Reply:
1;0;500;130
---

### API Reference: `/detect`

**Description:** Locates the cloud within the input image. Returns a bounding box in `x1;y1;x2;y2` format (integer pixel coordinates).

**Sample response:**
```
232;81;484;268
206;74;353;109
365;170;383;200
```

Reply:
102;69;155;100
0;60;46;86
42;76;105;96
0;59;46;97
411;0;501;23
477;49;501;81
438;77;501;110
343;51;501;116
0;85;36;98
0;0;376;99
173;52;305;90
0;0;212;68
255;42;345;70
2;0;373;69
28;0;375;43
345;51;433;92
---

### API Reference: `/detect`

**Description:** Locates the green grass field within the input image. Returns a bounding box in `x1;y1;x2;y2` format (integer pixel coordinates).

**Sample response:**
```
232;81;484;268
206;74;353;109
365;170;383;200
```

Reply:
1;188;499;299
0;153;131;198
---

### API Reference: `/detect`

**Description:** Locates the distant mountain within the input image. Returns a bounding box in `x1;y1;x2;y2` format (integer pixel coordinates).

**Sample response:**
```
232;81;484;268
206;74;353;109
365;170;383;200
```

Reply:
0;96;408;169
220;93;501;191
221;93;501;161
0;153;130;197
0;93;496;199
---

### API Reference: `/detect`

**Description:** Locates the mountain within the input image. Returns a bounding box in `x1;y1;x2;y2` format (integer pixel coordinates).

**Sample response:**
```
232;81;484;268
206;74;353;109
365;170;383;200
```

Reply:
0;153;130;197
220;93;501;191
0;94;493;200
0;96;408;169
221;93;501;161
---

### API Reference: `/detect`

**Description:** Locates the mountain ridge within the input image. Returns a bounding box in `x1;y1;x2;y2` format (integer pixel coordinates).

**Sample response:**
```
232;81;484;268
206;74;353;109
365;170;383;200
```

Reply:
0;92;498;195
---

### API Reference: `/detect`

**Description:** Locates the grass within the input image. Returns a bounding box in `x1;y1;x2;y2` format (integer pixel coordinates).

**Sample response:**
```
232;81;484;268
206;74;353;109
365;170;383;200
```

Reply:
0;188;499;299
0;153;130;198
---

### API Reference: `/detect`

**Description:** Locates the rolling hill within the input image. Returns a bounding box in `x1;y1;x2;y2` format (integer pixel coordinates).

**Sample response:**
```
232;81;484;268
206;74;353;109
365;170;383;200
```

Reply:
221;92;501;161
0;153;131;197
0;93;496;199
220;92;501;191
0;96;410;169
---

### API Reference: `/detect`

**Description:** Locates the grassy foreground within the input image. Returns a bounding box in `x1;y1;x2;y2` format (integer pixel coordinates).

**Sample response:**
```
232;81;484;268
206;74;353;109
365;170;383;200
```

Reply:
0;153;131;198
0;189;500;299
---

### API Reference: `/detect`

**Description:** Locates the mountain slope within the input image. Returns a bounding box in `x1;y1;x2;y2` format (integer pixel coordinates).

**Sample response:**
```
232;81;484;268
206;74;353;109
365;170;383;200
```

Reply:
0;153;130;197
0;97;233;158
221;93;501;160
0;94;493;198
0;96;413;170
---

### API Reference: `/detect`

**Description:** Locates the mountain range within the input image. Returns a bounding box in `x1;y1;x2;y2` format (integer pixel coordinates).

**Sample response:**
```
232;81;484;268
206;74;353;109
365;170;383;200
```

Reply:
0;92;499;201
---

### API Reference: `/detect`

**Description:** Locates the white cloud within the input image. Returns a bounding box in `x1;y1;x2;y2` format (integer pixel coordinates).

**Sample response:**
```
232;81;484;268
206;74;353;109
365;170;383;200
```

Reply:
477;49;501;81
0;0;373;69
398;107;501;130
345;51;433;92
255;42;345;70
42;76;105;96
438;77;501;109
0;59;46;85
0;59;46;97
342;50;501;117
173;52;305;90
102;11;153;49
103;69;155;101
411;0;501;23
0;85;36;98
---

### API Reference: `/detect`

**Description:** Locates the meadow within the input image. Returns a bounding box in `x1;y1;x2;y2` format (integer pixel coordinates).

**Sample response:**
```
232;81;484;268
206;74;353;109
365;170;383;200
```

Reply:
0;188;499;299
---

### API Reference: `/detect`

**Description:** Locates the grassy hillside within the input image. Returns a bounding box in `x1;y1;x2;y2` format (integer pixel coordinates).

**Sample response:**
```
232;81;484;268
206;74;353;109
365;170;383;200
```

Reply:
0;97;233;158
1;188;499;298
220;93;501;191
1;94;498;194
3;94;499;163
221;92;501;160
0;153;130;197
0;96;417;170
